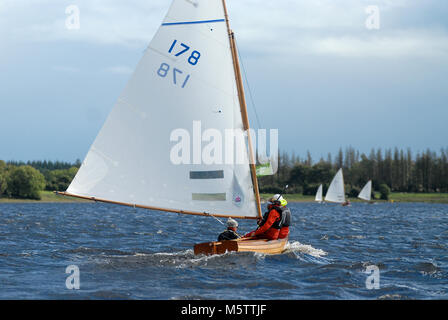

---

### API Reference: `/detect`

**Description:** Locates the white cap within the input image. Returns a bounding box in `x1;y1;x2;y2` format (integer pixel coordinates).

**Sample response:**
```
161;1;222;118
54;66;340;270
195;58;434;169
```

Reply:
227;217;238;228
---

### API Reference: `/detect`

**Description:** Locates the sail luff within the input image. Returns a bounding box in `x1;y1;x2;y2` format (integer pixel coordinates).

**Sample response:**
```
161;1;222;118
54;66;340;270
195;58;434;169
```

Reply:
221;0;262;219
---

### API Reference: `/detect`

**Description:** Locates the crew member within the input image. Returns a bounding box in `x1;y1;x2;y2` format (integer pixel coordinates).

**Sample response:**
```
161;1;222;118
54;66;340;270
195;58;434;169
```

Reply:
217;218;240;241
244;194;291;240
277;197;291;239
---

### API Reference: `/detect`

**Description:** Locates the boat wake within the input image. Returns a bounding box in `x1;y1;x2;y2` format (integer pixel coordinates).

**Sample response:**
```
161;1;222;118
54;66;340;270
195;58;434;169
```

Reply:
69;241;328;271
75;247;258;270
284;241;328;259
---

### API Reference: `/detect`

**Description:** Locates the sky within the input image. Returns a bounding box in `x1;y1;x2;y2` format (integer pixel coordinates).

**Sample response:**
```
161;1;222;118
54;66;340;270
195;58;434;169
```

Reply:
0;0;447;162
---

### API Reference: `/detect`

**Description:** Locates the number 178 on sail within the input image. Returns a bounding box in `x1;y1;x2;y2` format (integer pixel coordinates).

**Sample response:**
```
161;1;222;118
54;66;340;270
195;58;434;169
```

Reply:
156;39;201;89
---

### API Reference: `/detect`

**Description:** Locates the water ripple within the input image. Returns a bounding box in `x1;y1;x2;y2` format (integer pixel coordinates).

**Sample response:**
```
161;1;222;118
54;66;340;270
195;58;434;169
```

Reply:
0;202;447;299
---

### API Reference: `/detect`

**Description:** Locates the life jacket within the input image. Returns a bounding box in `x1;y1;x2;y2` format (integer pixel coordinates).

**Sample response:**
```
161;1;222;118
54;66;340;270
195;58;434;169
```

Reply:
218;229;239;241
259;206;291;230
277;206;291;228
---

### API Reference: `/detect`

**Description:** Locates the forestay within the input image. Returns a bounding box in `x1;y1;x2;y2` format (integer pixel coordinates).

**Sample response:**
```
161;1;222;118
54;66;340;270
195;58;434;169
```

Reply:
358;180;372;201
325;169;346;203
66;0;259;219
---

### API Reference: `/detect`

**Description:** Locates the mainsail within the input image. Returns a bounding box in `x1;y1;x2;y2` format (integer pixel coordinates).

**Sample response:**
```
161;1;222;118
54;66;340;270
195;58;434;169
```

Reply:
324;169;346;203
315;184;323;202
62;0;261;219
358;180;372;201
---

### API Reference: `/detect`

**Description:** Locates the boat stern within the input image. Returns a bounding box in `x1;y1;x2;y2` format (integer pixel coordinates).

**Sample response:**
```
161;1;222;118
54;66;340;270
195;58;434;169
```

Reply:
194;240;239;256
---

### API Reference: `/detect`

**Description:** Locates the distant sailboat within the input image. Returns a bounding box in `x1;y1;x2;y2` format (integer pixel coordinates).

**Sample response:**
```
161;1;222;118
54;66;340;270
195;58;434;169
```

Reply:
325;168;349;205
56;0;288;255
315;184;323;203
358;180;372;202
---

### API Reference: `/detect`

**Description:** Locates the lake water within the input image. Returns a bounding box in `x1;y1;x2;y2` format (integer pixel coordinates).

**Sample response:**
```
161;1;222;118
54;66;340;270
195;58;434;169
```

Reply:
0;202;446;300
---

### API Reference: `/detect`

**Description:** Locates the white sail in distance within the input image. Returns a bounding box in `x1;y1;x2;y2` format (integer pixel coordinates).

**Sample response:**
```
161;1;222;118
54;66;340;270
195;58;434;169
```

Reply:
358;180;372;201
315;184;323;202
325;169;346;203
65;0;259;219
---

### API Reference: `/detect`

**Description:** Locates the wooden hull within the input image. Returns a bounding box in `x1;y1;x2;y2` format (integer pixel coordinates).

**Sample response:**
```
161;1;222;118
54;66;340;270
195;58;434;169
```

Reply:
194;237;288;256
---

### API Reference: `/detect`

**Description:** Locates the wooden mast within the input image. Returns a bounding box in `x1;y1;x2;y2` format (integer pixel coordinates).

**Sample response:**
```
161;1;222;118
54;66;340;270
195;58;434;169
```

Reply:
222;0;263;219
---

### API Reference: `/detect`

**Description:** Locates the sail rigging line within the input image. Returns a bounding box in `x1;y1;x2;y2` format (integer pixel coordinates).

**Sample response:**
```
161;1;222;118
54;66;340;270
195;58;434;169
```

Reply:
204;212;225;225
236;46;263;130
221;0;262;219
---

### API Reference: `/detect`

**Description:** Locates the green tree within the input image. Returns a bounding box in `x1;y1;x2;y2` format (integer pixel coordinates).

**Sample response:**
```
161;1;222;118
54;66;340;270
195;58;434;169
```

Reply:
46;167;78;191
348;186;361;198
289;164;311;188
0;160;7;195
7;165;46;200
379;184;390;200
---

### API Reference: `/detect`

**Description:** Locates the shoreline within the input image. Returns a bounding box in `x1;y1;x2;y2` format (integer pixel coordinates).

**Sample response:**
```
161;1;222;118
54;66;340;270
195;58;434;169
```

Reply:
0;191;89;204
260;193;448;204
1;192;448;204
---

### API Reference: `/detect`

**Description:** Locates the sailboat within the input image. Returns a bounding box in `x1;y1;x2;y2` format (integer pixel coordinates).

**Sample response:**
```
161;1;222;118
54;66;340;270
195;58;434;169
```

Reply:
324;168;350;206
358;180;372;202
315;184;323;203
56;0;288;255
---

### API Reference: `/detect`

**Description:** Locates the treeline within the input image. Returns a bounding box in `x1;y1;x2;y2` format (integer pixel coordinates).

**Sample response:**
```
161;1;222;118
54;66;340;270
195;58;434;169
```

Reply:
0;160;80;200
1;146;447;200
259;147;448;197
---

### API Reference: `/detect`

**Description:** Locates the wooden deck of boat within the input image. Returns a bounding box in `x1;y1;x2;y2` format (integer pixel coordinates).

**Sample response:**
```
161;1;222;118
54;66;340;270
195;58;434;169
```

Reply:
194;237;288;256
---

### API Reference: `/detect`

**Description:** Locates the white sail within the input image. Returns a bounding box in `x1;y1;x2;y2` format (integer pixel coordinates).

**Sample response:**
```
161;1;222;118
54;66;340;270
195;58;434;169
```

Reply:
315;184;323;202
358;180;372;201
325;168;346;203
66;0;258;219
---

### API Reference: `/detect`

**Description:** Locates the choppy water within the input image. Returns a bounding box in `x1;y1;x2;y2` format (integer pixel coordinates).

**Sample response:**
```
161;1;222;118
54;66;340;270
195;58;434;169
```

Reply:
0;202;446;299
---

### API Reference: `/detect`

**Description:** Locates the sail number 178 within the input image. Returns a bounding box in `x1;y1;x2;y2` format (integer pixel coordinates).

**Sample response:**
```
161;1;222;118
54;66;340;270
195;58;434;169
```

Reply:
168;40;201;66
155;40;201;88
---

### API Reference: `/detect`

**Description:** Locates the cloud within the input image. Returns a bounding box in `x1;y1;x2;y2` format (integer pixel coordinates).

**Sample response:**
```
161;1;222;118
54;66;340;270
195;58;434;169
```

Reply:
308;30;448;58
51;65;133;75
103;65;133;75
1;0;447;60
227;0;448;59
52;65;80;73
1;0;447;162
247;28;448;59
0;0;168;47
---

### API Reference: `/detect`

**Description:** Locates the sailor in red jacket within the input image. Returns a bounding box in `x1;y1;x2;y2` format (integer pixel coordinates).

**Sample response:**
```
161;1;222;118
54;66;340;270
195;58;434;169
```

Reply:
244;194;291;240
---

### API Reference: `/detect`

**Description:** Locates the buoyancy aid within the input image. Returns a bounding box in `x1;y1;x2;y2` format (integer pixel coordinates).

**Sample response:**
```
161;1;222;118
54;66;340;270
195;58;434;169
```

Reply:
259;206;291;230
277;206;291;228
